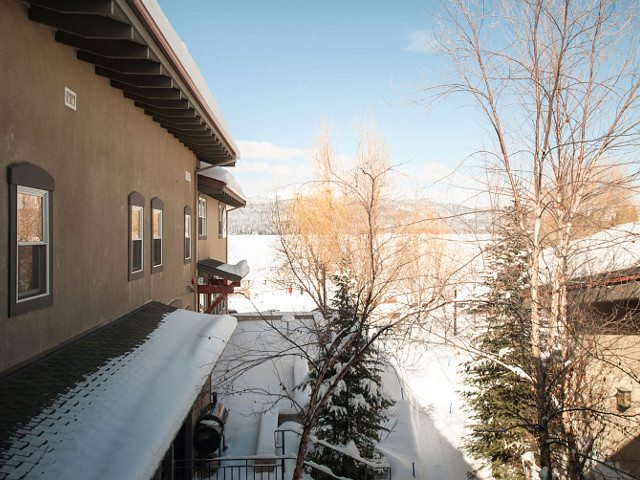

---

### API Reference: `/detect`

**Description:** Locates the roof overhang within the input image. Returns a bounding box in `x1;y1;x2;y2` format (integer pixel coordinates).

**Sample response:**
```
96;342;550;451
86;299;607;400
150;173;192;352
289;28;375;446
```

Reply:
198;258;249;283
198;175;246;208
24;0;239;166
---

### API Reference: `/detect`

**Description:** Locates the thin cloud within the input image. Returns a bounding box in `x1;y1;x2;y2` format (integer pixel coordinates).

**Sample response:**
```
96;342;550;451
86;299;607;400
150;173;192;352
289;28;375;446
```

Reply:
403;30;438;54
237;140;308;163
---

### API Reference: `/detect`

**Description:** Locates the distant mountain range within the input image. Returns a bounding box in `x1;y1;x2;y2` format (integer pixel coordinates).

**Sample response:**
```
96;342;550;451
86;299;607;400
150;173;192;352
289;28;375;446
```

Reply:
228;198;493;235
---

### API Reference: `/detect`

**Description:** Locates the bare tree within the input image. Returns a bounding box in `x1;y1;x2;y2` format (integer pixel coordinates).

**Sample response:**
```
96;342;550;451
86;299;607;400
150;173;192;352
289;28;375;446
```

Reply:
266;120;457;479
419;0;640;478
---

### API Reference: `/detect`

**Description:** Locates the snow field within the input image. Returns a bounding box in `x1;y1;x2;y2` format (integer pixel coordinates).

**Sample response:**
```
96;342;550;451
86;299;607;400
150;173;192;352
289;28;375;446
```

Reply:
224;235;490;479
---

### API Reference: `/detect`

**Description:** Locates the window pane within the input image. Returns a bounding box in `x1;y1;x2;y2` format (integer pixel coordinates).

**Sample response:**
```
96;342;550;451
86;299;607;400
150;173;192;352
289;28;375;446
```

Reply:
132;239;142;272
153;238;162;266
17;193;43;242
153;210;162;239
131;207;142;240
185;214;191;258
18;244;46;299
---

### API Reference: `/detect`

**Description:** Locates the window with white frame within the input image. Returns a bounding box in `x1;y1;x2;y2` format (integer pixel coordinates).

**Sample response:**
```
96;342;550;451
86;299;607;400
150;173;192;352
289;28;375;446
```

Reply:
8;162;54;316
17;187;49;301
198;196;207;238
151;197;163;272
184;206;192;263
129;192;145;280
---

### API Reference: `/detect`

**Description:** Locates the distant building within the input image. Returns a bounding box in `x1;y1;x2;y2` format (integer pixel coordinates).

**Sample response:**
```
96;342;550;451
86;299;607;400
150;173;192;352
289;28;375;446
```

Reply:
0;0;247;477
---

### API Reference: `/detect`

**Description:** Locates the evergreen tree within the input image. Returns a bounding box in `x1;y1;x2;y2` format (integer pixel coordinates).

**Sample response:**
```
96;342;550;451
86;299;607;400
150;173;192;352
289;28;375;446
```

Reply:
463;206;537;479
308;271;394;480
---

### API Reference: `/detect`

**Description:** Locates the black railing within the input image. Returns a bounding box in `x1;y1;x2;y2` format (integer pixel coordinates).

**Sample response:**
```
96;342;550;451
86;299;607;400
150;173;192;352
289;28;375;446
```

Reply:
174;456;289;480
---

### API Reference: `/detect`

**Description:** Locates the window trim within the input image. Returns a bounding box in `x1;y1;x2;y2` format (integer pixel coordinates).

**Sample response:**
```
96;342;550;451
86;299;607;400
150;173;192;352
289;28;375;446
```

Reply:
184;206;192;264
198;196;207;240
128;192;145;281
218;203;226;238
8;163;54;317
151;197;164;273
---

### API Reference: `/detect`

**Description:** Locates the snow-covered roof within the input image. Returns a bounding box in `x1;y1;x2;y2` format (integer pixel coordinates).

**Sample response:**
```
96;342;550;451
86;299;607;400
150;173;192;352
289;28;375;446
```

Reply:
568;221;640;278
539;221;640;282
139;0;239;159
198;258;250;283
198;167;247;207
218;260;250;280
0;303;237;480
200;167;245;198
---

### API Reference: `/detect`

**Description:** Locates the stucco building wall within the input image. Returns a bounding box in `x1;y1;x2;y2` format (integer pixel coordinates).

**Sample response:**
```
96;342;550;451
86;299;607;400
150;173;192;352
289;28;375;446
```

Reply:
0;0;200;372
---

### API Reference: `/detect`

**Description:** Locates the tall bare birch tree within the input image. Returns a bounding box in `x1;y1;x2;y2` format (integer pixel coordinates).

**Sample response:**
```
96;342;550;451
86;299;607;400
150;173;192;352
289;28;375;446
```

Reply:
420;0;640;478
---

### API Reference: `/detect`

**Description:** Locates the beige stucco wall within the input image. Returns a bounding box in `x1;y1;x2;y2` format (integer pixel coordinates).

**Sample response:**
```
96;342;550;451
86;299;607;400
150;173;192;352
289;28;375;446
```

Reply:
197;195;227;263
586;334;640;476
0;0;201;372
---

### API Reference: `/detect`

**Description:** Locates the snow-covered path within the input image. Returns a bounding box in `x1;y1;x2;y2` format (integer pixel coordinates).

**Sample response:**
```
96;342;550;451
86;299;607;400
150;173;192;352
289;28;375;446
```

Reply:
379;343;484;480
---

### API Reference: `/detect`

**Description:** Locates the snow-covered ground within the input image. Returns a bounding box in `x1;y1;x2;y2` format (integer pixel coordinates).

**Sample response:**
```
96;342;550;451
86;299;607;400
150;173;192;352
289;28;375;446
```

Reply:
224;235;488;479
228;235;319;313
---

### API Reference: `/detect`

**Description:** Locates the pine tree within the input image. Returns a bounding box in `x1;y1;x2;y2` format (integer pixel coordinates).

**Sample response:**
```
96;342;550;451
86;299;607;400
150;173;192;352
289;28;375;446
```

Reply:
308;271;394;480
463;206;537;479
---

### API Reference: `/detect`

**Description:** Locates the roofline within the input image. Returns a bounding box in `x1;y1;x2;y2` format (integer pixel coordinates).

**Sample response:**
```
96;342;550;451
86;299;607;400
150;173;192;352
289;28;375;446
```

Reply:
123;0;239;161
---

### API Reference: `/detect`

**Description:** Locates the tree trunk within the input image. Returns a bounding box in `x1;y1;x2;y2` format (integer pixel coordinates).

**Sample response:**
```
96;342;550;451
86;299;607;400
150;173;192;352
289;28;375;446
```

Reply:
292;424;313;480
536;366;554;480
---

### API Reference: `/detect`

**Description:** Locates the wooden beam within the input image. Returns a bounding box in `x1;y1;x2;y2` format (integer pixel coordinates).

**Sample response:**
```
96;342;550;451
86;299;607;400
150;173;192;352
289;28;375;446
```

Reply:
28;0;114;15
176;136;220;148
169;129;214;138
136;103;197;117
148;113;203;124
157;121;208;132
110;81;181;99
178;139;226;154
55;31;148;58
78;51;161;74
29;6;132;39
95;67;173;88
124;93;189;109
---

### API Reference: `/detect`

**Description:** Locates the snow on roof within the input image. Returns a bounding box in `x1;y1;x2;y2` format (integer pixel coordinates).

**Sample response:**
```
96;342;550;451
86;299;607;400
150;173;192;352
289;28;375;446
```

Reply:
139;0;239;158
569;221;640;276
0;304;237;480
218;259;250;280
540;221;640;280
200;167;246;200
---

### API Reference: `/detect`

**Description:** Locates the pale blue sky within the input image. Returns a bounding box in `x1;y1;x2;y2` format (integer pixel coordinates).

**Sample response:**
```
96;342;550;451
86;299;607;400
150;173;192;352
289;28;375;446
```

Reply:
157;0;481;200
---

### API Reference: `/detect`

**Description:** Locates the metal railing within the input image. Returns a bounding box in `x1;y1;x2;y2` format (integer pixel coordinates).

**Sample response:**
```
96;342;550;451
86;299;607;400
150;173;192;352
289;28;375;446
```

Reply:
172;429;391;480
174;456;290;480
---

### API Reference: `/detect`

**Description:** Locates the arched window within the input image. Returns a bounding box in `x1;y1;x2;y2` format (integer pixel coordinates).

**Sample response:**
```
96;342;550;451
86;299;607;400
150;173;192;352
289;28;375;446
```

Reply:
129;192;145;280
8;163;54;316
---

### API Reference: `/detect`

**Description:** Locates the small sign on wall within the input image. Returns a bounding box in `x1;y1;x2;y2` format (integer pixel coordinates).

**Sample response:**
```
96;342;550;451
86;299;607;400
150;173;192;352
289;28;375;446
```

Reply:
186;171;191;182
65;87;77;110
